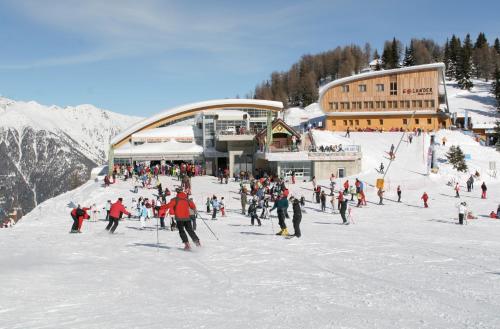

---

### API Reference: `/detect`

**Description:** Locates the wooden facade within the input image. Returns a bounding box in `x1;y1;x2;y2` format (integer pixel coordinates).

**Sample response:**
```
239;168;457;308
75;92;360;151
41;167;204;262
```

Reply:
319;64;450;132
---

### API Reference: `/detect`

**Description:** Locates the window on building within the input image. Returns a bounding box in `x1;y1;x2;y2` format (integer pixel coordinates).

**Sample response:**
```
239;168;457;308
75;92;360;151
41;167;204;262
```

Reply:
341;85;350;93
355;119;359;125
358;84;367;92
390;81;398;95
430;100;435;108
343;120;347;126
427;118;432;124
332;120;336;126
376;84;384;92
412;100;417;107
352;102;358;110
403;118;408;125
381;101;386;109
405;100;410;108
363;101;369;108
375;101;380;108
349;120;354;126
415;118;420;124
328;102;334;110
392;101;398;109
369;101;374;109
417;100;423;107
400;101;406;108
388;101;393;109
357;101;362;109
424;100;430;108
338;168;346;178
334;102;339;110
379;119;384;125
367;119;371;125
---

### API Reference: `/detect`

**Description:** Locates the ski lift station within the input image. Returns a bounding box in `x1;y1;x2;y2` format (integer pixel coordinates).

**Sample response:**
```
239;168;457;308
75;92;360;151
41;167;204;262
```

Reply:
109;99;362;180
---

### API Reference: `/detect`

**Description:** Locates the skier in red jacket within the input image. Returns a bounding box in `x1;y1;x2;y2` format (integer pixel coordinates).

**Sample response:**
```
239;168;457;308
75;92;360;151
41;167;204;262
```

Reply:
421;192;429;208
105;198;131;234
167;189;200;250
70;205;87;233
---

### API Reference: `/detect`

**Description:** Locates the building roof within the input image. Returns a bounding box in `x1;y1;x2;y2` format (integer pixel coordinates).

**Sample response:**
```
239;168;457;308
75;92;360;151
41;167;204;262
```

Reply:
255;118;301;140
132;126;194;139
111;99;283;146
114;140;203;157
318;62;446;98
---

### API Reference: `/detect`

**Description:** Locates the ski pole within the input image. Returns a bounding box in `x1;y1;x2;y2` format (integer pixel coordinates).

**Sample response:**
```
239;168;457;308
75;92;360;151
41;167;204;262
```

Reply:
196;212;219;240
156;217;159;252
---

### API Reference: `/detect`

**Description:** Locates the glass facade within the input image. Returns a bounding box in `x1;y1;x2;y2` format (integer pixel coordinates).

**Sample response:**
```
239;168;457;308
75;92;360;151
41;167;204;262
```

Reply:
280;161;312;179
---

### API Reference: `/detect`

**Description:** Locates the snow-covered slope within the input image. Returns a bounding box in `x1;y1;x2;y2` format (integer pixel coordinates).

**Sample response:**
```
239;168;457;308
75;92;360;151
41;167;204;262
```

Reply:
2;130;500;328
446;79;498;127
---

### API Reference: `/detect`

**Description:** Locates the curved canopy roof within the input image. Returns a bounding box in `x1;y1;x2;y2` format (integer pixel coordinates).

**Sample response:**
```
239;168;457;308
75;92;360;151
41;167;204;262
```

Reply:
111;99;283;147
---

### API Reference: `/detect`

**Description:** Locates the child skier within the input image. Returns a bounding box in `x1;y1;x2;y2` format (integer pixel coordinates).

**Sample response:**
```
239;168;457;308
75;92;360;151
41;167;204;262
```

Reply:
248;199;261;226
291;197;302;237
421;192;429;208
320;190;326;211
220;197;226;217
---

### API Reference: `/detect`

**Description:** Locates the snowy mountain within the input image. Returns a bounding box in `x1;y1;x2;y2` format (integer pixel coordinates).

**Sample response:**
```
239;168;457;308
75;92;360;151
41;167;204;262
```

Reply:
0;96;141;220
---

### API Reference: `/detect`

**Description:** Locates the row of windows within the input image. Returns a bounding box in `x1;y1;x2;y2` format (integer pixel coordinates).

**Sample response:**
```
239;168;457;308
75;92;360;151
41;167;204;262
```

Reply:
332;118;433;126
340;83;392;94
328;99;435;110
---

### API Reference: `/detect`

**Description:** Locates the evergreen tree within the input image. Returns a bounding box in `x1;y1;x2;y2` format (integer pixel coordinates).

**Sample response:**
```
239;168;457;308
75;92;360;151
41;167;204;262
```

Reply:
473;32;491;80
403;40;416;67
390;37;401;68
493;120;500;149
381;42;393;69
492;65;500;111
447;35;461;79
446;146;468;172
444;39;452;78
373;49;381;71
495;38;500;54
457;34;473;90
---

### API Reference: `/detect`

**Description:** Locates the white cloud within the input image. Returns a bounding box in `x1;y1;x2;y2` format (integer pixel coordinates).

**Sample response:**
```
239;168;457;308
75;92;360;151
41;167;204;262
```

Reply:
1;0;329;69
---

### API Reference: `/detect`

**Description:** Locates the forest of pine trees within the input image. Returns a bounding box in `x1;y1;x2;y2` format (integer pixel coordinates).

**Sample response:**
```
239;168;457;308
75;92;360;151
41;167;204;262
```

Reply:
253;33;500;109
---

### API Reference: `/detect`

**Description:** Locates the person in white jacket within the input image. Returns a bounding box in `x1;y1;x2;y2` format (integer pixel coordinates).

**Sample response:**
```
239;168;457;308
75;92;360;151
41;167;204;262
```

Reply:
139;203;148;229
457;202;467;225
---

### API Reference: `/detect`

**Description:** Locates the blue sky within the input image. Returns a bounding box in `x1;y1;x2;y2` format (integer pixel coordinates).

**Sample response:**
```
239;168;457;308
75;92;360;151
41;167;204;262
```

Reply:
0;0;499;117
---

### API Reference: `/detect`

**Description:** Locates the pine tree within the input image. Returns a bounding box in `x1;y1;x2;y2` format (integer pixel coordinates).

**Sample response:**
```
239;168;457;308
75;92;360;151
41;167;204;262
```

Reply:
446;146;468;172
447;35;461;80
391;37;401;68
373;49;381;71
495;38;500;54
493;120;500;150
444;39;452;78
457;34;473;90
473;32;491;80
403;40;416;67
492;65;500;111
381;42;393;69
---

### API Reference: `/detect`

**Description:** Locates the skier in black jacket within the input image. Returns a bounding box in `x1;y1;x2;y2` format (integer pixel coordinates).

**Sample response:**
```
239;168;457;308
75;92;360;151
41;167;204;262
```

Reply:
339;199;349;225
291;197;302;237
248;200;261;226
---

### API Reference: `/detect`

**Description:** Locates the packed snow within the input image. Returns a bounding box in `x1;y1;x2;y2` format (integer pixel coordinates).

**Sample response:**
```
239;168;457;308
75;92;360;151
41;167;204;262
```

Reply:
1;129;500;329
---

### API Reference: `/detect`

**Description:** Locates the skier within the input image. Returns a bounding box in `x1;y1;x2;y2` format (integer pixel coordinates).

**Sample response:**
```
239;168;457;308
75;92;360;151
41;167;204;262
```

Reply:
158;202;168;229
408;135;413;144
343;180;349;194
339;197;348;225
260;198;270;219
290;197;302;237
481;182;487;199
345;126;350;138
454;183;460;198
167;188;200;250
220;197;226;217
211;196;219;220
397;185;402;202
271;195;289;236
70;205;85;233
105;200;111;220
337;190;344;210
457;201;467;225
379;162;384;174
466;175;473;192
138;202;148;229
312;176;317;190
389;144;395;159
240;188;248;215
330;194;336;213
320;190;326;212
248;199;261;226
421;192;429;208
206;197;211;213
442;136;447;146
105;198;131;234
315;186;321;203
291;170;296;184
189;198;197;231
377;188;384;205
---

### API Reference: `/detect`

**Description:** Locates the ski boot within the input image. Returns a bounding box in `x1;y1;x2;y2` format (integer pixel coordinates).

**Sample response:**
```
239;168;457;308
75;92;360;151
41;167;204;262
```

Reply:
184;242;192;251
194;240;201;247
275;229;283;236
280;228;289;236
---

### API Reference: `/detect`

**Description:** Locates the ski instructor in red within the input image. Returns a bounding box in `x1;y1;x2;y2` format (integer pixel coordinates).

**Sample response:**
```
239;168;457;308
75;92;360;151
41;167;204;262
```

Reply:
167;188;200;250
